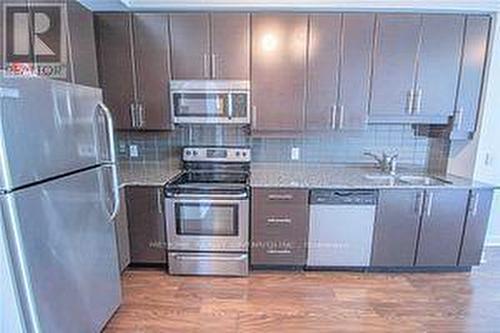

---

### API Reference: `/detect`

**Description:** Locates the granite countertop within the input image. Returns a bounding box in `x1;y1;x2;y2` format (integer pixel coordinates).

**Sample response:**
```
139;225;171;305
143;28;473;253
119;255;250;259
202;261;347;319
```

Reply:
118;161;182;188
250;163;497;189
117;161;496;190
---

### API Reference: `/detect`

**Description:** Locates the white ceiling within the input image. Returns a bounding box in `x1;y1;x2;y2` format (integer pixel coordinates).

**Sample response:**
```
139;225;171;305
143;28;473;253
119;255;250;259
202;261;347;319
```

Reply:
77;0;500;12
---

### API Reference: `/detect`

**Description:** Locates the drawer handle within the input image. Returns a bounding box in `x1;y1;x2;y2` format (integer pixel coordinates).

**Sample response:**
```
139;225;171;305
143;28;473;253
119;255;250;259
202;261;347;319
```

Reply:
266;249;292;255
266;218;292;225
267;194;293;201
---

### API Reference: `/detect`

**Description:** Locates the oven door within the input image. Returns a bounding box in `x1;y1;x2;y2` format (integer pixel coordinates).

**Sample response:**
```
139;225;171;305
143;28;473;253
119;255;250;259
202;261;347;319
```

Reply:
165;196;249;252
171;91;249;124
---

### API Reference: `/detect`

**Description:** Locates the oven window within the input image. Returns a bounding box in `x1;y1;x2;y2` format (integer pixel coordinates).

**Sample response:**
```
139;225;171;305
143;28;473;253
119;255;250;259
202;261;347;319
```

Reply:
175;203;239;236
173;93;229;117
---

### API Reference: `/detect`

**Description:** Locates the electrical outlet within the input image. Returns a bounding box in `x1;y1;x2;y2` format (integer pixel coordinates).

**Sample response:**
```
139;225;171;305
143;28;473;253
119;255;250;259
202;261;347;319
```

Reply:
129;144;139;158
291;147;300;161
118;142;127;154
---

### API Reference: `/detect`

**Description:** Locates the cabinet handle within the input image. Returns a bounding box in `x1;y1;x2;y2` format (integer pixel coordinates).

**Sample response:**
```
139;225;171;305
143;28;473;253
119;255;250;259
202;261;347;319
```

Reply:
157;188;163;215
203;53;210;78
267;194;293;201
266;218;292;225
251;106;257;129
338;104;345;130
414;191;424;216
471;192;480;217
266;249;292;255
455;107;464;130
413;88;422;114
406;89;415;115
211;53;217;78
138;103;145;128
331;105;337;130
426;192;434;217
129;103;137;128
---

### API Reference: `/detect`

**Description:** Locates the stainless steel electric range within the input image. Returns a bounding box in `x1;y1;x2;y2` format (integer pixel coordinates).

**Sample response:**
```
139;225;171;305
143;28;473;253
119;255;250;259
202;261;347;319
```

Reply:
164;147;251;276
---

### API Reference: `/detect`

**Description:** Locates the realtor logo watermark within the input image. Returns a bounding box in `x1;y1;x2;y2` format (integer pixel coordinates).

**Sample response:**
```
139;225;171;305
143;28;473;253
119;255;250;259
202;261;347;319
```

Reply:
2;3;67;78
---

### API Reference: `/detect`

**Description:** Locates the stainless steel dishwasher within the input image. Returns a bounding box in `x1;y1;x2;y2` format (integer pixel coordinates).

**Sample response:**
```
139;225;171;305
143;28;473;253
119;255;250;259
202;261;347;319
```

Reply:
307;190;378;267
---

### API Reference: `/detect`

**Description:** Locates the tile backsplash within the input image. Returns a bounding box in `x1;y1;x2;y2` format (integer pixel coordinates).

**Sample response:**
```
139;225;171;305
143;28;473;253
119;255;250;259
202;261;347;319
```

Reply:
116;123;450;173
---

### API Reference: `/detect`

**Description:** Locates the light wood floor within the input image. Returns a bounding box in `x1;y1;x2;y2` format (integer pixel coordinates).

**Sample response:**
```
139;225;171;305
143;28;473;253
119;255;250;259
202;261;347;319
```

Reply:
104;248;500;332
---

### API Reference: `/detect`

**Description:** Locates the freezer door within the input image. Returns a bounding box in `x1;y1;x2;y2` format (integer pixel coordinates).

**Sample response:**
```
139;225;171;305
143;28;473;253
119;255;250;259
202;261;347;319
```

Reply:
1;166;121;333
0;76;111;191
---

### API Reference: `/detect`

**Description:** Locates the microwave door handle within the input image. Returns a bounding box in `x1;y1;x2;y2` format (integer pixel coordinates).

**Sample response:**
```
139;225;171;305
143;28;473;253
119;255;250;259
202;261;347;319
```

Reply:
228;94;233;120
96;102;116;164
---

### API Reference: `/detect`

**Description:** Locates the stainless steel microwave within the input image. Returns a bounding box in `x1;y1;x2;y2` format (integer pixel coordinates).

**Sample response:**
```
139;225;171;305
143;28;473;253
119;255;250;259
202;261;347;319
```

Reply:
170;80;250;124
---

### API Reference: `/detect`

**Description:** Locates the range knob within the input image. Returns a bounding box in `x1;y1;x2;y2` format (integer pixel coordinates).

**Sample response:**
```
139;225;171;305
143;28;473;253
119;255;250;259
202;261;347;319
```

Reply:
236;151;241;157
242;151;247;157
185;150;192;156
193;150;198;156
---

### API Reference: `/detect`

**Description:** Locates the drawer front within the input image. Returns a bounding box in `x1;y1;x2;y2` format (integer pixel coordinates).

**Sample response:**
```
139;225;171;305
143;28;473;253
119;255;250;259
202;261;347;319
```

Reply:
251;245;307;266
253;188;308;206
253;204;308;241
251;188;309;266
168;252;249;277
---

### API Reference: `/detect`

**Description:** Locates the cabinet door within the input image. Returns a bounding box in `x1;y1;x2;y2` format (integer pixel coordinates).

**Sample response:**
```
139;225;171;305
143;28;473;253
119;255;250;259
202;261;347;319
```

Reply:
126;186;166;264
114;187;130;272
133;13;172;130
67;1;99;87
415;15;464;122
306;14;341;131
252;14;308;132
169;13;210;79
95;14;135;130
451;15;491;139
459;189;493;266
211;13;250;80
338;13;375;130
371;190;423;267
370;14;420;122
415;189;468;266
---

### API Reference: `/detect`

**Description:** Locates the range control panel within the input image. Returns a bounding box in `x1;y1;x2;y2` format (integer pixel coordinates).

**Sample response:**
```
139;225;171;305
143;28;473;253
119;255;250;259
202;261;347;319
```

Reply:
183;147;251;163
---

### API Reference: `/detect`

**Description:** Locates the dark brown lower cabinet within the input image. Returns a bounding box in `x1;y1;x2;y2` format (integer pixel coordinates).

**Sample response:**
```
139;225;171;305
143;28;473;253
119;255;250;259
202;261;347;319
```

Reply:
415;189;469;266
251;188;309;266
459;189;494;266
371;190;423;266
126;186;166;264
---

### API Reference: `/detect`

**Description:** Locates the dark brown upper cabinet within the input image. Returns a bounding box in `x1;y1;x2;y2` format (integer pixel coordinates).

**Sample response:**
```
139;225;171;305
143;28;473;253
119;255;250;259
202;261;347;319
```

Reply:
95;13;136;130
306;13;374;131
95;13;172;130
169;13;210;79
170;13;250;80
451;15;491;140
67;1;99;87
133;13;173;130
370;14;464;124
251;13;308;132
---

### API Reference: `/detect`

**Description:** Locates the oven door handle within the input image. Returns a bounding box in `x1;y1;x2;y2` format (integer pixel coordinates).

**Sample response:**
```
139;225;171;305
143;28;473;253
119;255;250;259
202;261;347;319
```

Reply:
168;193;248;200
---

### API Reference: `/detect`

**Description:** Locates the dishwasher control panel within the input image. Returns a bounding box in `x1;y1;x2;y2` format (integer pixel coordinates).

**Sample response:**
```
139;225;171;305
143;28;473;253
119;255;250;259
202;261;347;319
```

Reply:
310;190;377;205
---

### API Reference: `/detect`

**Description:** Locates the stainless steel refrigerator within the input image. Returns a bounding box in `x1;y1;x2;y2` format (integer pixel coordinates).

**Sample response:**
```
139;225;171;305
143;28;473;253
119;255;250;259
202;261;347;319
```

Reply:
0;74;121;333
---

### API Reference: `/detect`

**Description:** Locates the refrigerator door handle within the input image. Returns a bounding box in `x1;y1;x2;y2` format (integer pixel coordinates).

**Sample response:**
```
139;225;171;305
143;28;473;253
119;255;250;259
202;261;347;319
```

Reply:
96;102;116;164
103;164;120;222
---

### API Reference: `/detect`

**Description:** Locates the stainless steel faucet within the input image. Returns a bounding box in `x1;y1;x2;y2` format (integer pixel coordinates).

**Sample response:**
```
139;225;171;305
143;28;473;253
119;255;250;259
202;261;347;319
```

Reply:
364;151;398;175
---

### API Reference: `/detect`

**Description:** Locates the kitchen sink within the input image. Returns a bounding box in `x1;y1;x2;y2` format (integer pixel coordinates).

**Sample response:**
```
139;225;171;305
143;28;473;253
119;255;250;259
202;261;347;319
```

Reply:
364;174;452;186
364;174;396;181
398;175;452;186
